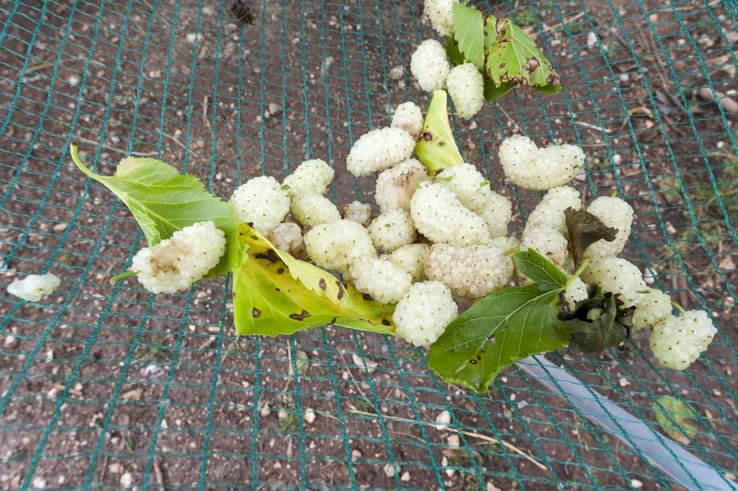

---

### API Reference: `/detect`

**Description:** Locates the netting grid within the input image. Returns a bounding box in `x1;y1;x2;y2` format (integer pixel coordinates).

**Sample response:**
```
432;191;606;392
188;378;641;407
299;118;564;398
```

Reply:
1;1;737;489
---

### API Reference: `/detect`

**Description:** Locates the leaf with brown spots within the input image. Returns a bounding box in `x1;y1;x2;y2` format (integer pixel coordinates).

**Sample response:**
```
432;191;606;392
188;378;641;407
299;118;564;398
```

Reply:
233;223;396;336
483;16;562;94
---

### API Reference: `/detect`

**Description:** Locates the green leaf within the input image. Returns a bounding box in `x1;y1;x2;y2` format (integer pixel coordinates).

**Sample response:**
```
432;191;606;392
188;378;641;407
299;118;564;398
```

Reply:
427;284;570;393
653;395;698;444
484;78;515;102
513;249;568;288
452;2;484;70
446;37;465;66
558;284;634;353
233;223;396;336
414;90;465;176
484;17;562;92
70;143;240;277
564;207;617;267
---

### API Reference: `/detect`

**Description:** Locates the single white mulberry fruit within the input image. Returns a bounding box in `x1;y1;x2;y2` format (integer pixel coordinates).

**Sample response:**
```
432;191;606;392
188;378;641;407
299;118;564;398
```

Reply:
649;310;717;370
393;281;458;346
423;0;455;37
498;135;585;190
282;159;334;198
446;63;485;119
424;243;513;299
304;220;376;273
291;192;342;228
131;221;226;294
230;176;290;235
375;159;430;213
391;102;424;140
367;209;417;252
7;273;61;302
346;127;416;177
581;257;648;308
410;39;451;92
348;257;413;304
410;182;490;246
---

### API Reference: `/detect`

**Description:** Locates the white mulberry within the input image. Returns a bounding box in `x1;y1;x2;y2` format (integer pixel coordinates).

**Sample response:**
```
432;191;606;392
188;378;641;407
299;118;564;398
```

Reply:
583;196;634;259
410;39;451;92
391;102;424;140
342;200;372;226
649;310;717;370
446;63;485;119
367;209;417;252
230;176;290;235
581;257;647;308
7;273;61;302
304;220;376;273
410;182;490;246
498;135;585;190
291;193;342;228
131;221;226;294
633;288;673;331
282;159;334;198
423;0;455;37
424;243;513;299
394;281;458;346
388;243;430;281
346;127;416;177
348;257;413;304
375;159;430;213
526;186;582;235
520;222;570;268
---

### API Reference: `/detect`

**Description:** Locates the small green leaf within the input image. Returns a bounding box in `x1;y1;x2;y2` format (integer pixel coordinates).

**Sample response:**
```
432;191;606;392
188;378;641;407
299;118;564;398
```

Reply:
484;78;515;102
70;143;240;277
484;17;562;92
513;249;568;288
446;37;465;66
559;284;634;353
452;2;485;70
427;284;570;393
234;223;396;336
653;395;698;444
564;207;617;267
414;90;465;176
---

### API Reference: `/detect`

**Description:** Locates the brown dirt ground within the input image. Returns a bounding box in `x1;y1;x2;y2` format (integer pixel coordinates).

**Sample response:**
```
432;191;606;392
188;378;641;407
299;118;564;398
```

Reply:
1;0;737;490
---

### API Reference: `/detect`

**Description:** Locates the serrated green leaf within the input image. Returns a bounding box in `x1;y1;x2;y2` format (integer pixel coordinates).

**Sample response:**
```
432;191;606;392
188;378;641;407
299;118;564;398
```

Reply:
653;396;698;444
427;284;570;393
233;223;396;336
452;2;484;70
564;207;618;267
484;17;562;92
414;90;464;176
513;249;568;288
70;143;240;277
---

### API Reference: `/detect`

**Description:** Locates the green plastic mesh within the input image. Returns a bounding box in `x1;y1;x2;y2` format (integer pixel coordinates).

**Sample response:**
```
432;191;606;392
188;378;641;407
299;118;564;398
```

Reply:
1;0;737;489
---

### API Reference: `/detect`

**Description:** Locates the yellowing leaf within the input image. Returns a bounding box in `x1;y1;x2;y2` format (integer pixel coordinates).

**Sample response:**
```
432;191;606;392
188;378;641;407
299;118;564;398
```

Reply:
414;90;464;176
233;223;396;336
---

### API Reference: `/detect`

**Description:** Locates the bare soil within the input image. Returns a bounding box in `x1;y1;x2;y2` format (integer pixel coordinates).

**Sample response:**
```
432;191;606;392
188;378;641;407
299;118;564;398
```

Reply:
1;1;737;490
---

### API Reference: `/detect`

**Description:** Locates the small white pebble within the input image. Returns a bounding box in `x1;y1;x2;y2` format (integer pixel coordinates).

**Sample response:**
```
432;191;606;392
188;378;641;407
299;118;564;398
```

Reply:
631;479;643;489
31;477;46;489
303;408;316;424
435;410;451;429
120;472;133;487
383;463;396;478
260;404;270;417
401;471;411;482
447;434;460;448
